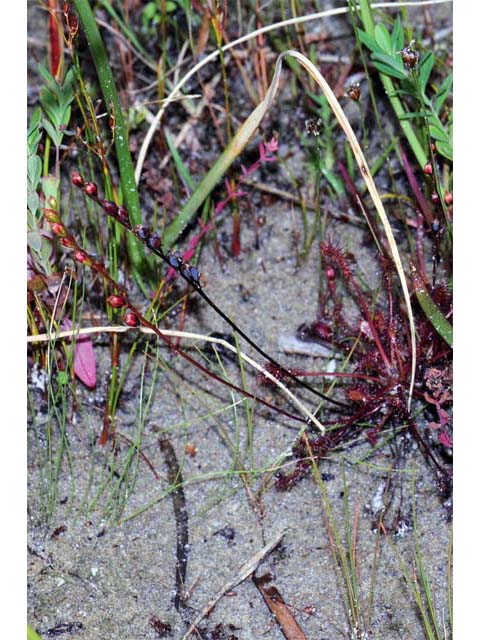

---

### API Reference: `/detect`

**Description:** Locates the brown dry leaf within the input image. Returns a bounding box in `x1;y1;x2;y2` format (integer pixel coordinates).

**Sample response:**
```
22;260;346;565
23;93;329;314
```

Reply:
253;573;307;640
196;8;211;56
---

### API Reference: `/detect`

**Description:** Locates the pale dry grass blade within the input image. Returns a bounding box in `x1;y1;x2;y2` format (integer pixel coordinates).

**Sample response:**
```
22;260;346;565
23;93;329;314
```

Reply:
27;326;325;432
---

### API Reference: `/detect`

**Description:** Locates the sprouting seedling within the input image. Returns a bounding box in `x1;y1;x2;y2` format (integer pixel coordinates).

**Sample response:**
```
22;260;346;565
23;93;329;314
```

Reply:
71;171;348;410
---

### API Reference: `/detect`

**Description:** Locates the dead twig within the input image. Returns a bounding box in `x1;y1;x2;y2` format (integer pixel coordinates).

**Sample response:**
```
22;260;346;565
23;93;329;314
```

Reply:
180;529;287;639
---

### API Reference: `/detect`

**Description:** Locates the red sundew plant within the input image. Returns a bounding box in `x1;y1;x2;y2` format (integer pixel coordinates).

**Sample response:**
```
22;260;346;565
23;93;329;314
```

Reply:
274;239;452;501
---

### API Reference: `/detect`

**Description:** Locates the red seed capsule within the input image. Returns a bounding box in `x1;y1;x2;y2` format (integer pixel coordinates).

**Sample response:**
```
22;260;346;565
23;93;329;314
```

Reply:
71;171;84;187
424;162;433;175
135;225;151;241
117;205;129;223
107;295;126;309
124;311;139;327
74;250;88;263
102;200;118;217
84;182;98;197
51;223;67;238
148;234;162;251
444;191;453;206
61;237;76;249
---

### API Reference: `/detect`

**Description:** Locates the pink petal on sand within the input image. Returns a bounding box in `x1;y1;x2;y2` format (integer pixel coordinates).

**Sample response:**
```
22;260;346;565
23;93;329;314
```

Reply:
438;431;453;448
62;319;97;388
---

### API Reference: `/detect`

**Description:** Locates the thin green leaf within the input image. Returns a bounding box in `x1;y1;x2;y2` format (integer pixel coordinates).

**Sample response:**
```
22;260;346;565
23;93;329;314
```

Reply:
398;111;431;120
321;168;344;197
428;122;450;143
419;51;435;94
28;107;43;154
27;230;44;253
41;175;60;201
357;29;383;54
28;190;40;217
412;268;452;347
391;15;404;52
371;52;409;80
73;0;148;277
28;624;44;640
164;129;196;192
434;73;453;114
37;62;55;86
28;155;42;188
42;118;62;147
436;139;453;161
374;23;392;53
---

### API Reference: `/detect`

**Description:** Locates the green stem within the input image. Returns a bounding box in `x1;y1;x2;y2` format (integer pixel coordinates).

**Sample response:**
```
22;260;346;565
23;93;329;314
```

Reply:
72;0;147;278
358;0;428;169
27;624;43;640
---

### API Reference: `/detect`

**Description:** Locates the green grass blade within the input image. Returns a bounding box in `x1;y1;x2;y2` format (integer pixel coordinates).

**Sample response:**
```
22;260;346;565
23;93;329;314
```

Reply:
72;0;147;277
412;266;453;347
27;624;43;640
164;128;196;192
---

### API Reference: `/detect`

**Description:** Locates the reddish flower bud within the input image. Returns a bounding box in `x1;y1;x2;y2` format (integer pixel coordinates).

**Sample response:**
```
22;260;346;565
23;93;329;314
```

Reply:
444;191;453;206
424;162;433;175
107;295;126;309
84;182;98;197
431;191;440;204
61;237;76;249
71;171;84;187
74;250;90;264
117;205;129;223
44;209;61;224
102;200;118;216
51;223;67;238
124;310;139;327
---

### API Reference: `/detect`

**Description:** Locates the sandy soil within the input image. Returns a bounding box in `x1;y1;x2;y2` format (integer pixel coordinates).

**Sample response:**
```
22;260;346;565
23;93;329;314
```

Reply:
27;2;453;638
